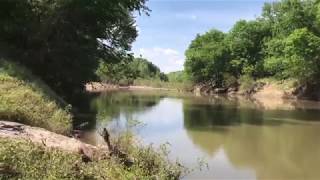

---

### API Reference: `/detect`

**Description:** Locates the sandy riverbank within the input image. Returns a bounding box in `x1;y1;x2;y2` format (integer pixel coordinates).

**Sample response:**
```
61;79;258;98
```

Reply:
85;82;175;92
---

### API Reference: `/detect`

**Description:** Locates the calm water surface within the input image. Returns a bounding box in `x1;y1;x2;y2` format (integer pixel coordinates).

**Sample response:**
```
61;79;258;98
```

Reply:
90;91;320;179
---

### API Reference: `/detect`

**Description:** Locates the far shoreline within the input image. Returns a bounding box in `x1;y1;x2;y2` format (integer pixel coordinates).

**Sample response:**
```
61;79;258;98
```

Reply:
85;82;320;103
85;82;178;92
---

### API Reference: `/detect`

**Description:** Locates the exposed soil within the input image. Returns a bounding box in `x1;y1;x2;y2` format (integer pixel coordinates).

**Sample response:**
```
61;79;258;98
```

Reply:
85;82;175;92
253;84;287;98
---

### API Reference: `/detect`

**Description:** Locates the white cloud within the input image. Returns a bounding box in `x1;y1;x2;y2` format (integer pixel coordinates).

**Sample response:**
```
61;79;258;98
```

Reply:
190;15;198;20
175;13;198;21
134;47;185;73
153;47;179;56
136;26;141;33
133;22;141;33
174;59;184;66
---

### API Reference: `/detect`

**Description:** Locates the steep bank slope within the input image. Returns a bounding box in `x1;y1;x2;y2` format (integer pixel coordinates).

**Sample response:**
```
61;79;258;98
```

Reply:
252;79;320;101
193;77;320;101
0;60;72;134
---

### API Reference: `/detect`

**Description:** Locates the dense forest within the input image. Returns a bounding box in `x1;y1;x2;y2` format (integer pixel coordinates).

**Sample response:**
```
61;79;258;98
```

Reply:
185;0;320;93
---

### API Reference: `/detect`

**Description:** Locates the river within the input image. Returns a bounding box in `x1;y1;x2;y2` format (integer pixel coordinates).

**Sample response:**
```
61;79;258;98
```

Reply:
86;90;320;179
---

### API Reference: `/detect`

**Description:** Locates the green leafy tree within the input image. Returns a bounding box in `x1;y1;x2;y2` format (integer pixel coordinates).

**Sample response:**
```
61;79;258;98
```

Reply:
167;71;188;83
265;28;320;82
226;20;271;77
185;0;320;88
262;0;317;36
96;57;168;85
185;30;229;86
0;0;148;100
96;59;137;85
131;58;163;79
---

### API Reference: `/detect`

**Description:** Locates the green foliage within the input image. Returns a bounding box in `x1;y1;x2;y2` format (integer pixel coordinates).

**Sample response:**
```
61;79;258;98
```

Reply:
226;20;271;77
0;136;184;180
265;28;320;82
96;59;136;85
0;0;148;101
92;91;162;122
185;29;229;85
185;0;320;88
97;58;169;85
282;28;320;81
131;58;164;79
262;0;317;36
167;71;189;83
0;60;72;134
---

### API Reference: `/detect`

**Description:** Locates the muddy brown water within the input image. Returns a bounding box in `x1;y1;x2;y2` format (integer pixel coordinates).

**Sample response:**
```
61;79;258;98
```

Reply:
86;90;320;179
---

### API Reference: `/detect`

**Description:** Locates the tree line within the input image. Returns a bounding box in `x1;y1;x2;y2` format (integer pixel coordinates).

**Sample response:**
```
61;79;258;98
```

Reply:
96;57;168;85
185;0;320;89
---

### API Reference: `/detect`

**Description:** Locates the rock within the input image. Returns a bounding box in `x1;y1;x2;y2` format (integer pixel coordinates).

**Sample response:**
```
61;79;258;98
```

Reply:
0;121;109;159
227;87;238;93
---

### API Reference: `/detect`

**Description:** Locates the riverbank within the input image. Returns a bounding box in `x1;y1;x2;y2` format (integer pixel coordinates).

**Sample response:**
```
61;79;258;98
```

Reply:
85;82;179;92
193;78;320;102
0;61;184;179
0;121;183;179
86;79;320;103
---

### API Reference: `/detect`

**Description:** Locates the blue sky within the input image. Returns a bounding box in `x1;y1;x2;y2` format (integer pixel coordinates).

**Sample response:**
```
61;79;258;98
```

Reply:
132;0;273;73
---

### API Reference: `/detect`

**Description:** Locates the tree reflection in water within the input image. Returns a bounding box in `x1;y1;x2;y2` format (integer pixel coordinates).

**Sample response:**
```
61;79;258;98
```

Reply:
183;96;320;179
88;92;320;179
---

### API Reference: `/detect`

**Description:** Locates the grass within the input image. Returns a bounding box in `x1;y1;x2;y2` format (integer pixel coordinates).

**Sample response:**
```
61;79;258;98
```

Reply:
0;136;184;180
0;59;72;134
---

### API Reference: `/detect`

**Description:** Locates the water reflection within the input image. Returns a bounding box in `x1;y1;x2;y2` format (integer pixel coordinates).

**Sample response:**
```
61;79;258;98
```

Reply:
91;91;163;122
186;125;320;179
184;96;320;130
91;91;320;179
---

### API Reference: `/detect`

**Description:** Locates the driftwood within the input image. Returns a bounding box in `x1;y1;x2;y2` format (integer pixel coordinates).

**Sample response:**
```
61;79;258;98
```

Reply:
100;128;133;166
